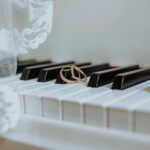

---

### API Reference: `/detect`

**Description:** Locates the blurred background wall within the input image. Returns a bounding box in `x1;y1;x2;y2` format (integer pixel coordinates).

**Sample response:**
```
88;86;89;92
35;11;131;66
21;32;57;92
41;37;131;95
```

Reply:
18;0;150;67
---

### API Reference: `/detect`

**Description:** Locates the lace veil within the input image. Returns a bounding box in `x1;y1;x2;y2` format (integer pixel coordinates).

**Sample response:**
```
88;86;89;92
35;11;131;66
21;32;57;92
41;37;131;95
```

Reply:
12;0;54;53
0;0;54;133
0;0;54;77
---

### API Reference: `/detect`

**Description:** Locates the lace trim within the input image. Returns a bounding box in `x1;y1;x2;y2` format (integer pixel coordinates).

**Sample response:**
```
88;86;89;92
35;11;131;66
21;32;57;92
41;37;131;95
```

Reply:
13;0;54;53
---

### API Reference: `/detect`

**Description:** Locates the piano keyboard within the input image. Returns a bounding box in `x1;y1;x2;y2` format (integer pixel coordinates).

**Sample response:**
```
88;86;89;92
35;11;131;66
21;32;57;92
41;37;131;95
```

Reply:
1;59;150;149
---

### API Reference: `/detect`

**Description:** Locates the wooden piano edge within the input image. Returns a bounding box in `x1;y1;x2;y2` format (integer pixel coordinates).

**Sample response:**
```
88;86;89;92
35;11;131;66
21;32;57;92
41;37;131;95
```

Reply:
0;115;150;150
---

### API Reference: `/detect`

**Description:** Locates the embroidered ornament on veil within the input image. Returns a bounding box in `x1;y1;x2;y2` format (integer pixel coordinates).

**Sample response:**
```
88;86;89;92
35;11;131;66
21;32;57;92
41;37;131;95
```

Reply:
13;0;54;53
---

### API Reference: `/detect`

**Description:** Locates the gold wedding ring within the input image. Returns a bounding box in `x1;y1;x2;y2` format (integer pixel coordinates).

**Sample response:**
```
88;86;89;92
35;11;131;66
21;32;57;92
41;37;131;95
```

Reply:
60;65;88;84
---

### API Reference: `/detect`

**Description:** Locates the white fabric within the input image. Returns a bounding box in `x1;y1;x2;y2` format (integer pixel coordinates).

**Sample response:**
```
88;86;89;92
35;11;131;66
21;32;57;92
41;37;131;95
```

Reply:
0;29;17;77
0;0;54;75
13;0;54;53
0;0;54;133
0;86;20;133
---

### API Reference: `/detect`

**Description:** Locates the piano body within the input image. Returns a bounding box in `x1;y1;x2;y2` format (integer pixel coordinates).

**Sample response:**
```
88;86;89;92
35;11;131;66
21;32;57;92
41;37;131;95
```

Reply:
1;0;150;149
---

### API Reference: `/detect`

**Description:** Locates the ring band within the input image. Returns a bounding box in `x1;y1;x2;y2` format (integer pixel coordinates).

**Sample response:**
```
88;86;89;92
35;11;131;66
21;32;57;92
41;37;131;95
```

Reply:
60;65;88;84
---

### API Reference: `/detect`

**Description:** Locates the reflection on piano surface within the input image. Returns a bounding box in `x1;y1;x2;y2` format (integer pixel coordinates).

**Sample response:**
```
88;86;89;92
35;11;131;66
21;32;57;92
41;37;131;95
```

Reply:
1;59;150;150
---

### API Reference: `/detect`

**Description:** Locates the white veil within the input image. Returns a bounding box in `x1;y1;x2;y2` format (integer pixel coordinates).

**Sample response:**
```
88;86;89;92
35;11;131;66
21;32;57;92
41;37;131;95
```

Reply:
0;0;54;132
12;0;54;53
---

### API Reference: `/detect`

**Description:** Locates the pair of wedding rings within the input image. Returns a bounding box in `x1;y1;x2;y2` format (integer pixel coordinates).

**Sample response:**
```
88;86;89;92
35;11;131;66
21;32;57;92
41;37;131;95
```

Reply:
60;65;88;84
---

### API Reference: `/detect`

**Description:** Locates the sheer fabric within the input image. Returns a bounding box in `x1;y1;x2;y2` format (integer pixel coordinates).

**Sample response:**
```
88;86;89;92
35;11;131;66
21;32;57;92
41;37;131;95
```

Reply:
0;0;54;77
0;0;53;132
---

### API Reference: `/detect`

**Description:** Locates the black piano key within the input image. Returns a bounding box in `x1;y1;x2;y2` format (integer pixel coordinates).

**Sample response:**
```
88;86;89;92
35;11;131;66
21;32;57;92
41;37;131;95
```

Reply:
38;62;92;82
17;60;52;74
88;65;140;87
21;61;75;80
17;59;36;64
56;63;110;84
112;68;150;90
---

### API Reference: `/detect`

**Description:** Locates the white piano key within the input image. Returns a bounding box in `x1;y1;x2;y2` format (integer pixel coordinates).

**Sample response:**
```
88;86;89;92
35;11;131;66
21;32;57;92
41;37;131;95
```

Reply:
24;84;74;116
8;79;36;89
0;75;39;92
42;83;90;120
84;80;150;127
4;76;47;91
18;80;56;113
108;91;150;131
134;90;150;135
11;79;49;114
16;80;55;93
0;74;21;84
61;85;111;123
0;76;55;114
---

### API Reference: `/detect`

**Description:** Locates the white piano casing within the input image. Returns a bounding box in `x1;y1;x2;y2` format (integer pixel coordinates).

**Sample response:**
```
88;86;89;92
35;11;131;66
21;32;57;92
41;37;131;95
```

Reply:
2;115;150;150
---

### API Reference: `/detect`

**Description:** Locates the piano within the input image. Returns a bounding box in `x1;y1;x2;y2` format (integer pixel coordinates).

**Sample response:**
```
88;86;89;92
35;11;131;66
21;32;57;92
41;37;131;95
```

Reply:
1;0;150;149
1;59;150;150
